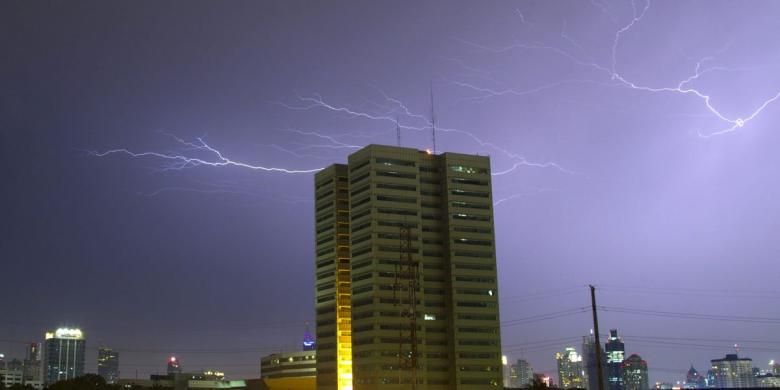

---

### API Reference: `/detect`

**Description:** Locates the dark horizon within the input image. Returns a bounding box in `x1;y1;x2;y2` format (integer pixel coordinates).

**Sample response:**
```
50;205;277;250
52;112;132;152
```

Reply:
2;0;780;386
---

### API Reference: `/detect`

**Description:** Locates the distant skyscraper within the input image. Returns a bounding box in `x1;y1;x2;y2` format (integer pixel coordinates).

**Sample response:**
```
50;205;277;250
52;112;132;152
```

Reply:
515;359;534;388
772;360;780;375
314;145;502;389
621;354;648;390
557;347;586;389
23;343;42;384
710;354;755;388
704;369;716;388
583;332;607;390
684;365;706;389
605;329;625;390
43;328;85;385
167;356;181;375
97;348;119;384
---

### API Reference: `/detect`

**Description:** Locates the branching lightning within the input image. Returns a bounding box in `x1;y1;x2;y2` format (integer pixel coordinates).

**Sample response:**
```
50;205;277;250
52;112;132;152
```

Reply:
280;92;572;176
454;0;780;138
90;134;322;174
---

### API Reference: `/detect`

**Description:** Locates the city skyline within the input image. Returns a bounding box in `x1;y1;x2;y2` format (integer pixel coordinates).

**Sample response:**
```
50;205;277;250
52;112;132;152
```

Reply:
3;0;780;387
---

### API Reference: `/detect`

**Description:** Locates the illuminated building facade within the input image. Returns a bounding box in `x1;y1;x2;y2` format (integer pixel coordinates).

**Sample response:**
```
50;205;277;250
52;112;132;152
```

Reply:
710;354;755;388
315;145;502;389
556;347;585;389
43;328;86;385
621;354;648;390
315;164;352;390
605;329;625;390
98;348;120;384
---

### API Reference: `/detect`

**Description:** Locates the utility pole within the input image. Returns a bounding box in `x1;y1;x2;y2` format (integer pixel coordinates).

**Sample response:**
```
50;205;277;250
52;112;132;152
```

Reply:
590;285;605;390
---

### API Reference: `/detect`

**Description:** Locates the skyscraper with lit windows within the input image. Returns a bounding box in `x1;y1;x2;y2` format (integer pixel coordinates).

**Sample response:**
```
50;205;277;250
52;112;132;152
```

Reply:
556;347;585;389
314;145;502;390
621;354;648;390
43;328;85;386
605;329;625;390
710;354;755;388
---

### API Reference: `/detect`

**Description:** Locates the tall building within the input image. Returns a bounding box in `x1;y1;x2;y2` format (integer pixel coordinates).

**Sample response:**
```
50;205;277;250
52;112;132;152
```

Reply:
772;360;780;376
556;347;585;389
98;348;120;384
605;329;625;390
43;328;86;386
314;145;503;389
23;343;42;384
683;365;705;389
583;332;607;390
710;353;755;388
704;369;716;388
621;354;648;390
514;359;533;388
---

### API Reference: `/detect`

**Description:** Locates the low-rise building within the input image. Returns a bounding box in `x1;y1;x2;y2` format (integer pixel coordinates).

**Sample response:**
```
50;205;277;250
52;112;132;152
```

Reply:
260;350;315;390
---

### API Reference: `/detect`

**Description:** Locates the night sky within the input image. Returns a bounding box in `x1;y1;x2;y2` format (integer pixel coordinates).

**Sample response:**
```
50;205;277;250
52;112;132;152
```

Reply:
2;0;780;384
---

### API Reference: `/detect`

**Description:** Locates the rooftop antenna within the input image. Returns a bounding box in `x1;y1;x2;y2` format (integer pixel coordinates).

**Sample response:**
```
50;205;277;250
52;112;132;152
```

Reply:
396;116;401;147
430;81;436;154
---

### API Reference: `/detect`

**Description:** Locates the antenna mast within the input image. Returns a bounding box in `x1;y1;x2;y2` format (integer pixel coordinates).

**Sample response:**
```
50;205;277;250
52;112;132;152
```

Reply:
396;116;401;147
430;82;436;154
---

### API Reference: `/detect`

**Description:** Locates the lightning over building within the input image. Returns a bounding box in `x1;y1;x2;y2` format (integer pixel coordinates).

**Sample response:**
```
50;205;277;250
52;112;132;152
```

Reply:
315;144;503;389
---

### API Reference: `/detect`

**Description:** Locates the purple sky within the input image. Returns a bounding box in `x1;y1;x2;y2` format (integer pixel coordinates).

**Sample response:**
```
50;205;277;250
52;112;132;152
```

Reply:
2;0;780;384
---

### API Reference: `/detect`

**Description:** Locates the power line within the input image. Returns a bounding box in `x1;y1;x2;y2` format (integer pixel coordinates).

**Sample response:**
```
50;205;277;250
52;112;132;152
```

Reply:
598;284;780;299
501;307;588;327
599;305;780;324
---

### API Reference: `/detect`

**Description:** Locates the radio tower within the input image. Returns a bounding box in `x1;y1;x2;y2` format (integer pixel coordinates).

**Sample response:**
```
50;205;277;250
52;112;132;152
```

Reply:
394;224;419;389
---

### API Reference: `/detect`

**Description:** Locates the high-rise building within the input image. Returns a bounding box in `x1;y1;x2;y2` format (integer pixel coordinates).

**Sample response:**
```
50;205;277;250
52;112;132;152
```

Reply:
710;354;755;388
621;354;648;390
167;356;182;375
704;369;716;388
314;145;503;389
556;347;585;389
43;328;86;386
772;360;780;376
683;365;705;389
514;359;534;388
98;348;120;384
583;332;607;390
23;343;42;384
605;329;625;390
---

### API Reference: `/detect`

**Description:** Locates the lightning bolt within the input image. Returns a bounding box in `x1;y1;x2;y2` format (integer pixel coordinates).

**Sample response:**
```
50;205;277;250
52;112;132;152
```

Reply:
281;92;572;176
90;133;322;174
455;0;780;138
493;188;560;207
